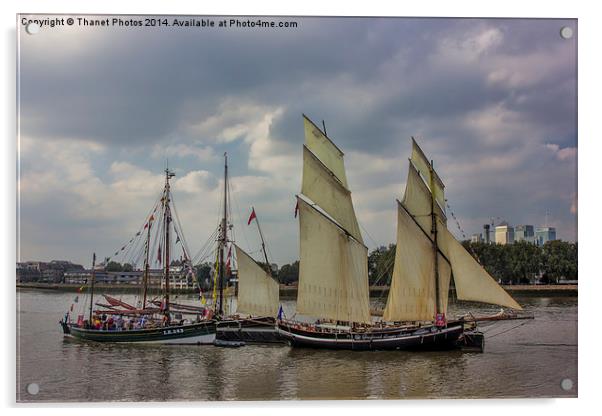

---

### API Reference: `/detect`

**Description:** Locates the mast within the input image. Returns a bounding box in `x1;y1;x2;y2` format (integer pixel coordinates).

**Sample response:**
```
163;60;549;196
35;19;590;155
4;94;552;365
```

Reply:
430;160;441;316
88;252;96;324
142;216;152;309
164;168;175;316
251;206;272;277
218;153;228;316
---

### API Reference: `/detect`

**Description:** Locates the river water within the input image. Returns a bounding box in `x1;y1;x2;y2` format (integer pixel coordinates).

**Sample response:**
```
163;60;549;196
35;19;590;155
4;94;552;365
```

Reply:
16;290;577;402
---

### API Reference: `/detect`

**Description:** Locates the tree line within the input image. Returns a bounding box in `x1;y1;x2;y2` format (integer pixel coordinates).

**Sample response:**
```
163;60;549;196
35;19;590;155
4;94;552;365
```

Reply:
366;240;577;285
107;239;577;289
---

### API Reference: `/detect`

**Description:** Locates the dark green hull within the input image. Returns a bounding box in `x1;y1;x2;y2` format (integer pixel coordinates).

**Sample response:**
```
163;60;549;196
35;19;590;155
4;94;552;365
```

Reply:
65;320;216;344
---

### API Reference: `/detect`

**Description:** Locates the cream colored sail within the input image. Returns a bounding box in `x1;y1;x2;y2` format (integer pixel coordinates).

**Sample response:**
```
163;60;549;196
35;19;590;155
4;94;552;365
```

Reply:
402;160;447;237
301;146;363;243
303;115;348;188
441;228;523;310
383;203;451;321
296;198;371;324
234;244;280;317
410;138;446;213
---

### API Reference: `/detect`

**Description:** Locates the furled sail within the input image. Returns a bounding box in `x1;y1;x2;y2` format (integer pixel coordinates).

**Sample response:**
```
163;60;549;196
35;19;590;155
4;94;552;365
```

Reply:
301;145;363;243
303;115;349;189
441;229;523;310
410;138;446;214
296;198;371;324
383;203;451;321
234;244;280;317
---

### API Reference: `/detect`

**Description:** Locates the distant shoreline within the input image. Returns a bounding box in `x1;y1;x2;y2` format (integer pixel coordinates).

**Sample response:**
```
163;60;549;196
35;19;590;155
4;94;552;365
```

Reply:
16;282;578;297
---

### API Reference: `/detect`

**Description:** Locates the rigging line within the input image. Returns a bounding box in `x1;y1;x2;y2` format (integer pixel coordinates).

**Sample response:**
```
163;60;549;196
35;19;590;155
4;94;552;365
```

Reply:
228;177;253;253
169;192;192;259
358;220;380;249
486;320;530;339
104;191;163;265
192;227;219;265
191;228;216;263
446;199;481;261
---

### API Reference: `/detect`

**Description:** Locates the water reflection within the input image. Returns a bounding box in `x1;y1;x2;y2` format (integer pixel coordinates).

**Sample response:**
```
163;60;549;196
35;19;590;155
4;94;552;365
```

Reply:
17;291;577;401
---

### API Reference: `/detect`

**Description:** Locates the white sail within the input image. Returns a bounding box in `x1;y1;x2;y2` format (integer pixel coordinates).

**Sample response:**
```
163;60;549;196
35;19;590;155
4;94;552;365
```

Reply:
234;244;280;317
410;138;446;213
383;203;451;321
303;115;349;188
301;146;363;243
441;228;523;310
296;198;371;324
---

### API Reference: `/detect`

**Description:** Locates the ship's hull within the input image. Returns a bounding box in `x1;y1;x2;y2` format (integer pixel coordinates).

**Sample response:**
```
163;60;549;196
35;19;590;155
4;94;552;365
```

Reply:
216;316;283;344
63;320;217;344
277;321;464;351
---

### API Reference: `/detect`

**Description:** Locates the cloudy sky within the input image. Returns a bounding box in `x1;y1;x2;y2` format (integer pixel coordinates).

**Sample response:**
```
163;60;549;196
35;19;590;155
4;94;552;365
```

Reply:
17;16;577;267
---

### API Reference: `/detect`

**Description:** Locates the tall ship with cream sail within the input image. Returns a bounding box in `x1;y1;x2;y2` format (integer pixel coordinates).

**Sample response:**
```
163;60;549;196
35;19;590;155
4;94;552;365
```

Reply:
60;168;217;344
276;115;524;350
196;154;282;344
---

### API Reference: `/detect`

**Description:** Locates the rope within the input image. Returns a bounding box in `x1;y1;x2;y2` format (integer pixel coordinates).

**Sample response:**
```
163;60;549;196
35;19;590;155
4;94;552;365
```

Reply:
485;320;529;339
446;199;481;261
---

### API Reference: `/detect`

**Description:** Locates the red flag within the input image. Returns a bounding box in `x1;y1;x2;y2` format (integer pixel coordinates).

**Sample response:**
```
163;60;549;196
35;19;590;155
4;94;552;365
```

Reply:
294;200;299;218
247;208;257;225
226;246;232;274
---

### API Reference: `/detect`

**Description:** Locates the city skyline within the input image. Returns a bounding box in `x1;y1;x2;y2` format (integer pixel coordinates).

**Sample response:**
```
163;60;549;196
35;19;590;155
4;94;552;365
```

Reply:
17;16;577;267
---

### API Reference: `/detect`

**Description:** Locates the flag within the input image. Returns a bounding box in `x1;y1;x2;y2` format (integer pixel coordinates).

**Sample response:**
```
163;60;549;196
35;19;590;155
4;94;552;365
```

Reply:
74;296;79;303
247;208;257;225
70;304;74;312
135;231;141;236
77;285;85;293
294;200;299;218
157;245;162;264
175;235;180;244
277;305;284;320
225;246;232;274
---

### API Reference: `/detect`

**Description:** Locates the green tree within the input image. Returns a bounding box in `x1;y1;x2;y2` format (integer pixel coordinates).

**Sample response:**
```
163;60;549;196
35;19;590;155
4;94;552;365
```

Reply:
105;261;123;272
368;244;396;285
541;240;577;283
194;262;213;290
122;263;134;272
278;261;299;285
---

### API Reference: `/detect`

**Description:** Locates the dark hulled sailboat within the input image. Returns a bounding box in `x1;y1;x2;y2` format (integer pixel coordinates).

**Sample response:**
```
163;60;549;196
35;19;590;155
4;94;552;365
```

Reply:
276;115;523;351
60;168;217;344
212;155;282;343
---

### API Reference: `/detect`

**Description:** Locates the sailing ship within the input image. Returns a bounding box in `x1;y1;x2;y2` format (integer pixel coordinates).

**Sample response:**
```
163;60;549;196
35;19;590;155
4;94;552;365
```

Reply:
60;168;217;344
276;115;524;351
210;154;282;343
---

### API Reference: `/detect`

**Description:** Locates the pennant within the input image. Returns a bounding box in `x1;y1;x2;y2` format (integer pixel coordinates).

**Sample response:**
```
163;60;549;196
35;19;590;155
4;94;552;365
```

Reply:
247;208;257;225
157;245;162;264
175;235;180;244
77;286;85;293
114;252;119;256
70;304;74;312
136;231;141;236
294;200;299;218
121;246;126;251
277;305;284;320
74;296;79;303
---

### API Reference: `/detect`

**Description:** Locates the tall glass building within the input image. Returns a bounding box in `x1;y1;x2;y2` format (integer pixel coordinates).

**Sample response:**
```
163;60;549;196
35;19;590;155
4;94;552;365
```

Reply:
535;227;557;246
